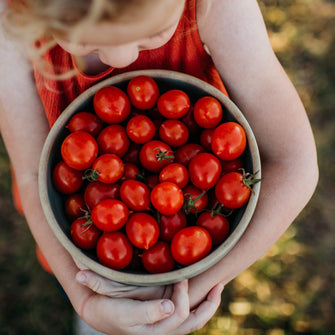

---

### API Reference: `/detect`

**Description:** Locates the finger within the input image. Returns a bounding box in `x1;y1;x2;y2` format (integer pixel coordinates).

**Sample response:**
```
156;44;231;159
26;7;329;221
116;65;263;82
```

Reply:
83;295;175;332
147;280;191;335
76;270;167;300
171;282;224;335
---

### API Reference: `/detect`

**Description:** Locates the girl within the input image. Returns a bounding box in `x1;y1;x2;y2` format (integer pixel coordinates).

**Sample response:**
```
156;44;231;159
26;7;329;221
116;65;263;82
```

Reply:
0;0;318;334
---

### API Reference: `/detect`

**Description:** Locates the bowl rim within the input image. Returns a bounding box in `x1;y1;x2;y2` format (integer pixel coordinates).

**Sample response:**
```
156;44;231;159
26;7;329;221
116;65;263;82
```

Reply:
38;69;261;286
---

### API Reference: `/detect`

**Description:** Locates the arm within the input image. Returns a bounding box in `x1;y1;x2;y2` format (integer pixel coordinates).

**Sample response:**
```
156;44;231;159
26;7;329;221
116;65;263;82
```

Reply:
0;7;222;333
190;0;318;307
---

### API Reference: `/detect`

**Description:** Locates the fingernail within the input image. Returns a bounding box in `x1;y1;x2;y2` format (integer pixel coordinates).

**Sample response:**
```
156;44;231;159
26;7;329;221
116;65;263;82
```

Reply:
161;300;174;315
76;272;87;284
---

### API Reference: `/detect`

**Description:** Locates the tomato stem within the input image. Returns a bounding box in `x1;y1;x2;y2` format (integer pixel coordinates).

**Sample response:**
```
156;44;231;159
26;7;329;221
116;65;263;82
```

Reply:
82;169;99;182
183;190;207;215
240;168;263;189
152;147;174;162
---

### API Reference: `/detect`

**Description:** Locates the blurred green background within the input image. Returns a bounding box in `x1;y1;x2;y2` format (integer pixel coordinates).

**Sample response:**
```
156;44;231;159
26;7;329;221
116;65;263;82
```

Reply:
1;0;334;334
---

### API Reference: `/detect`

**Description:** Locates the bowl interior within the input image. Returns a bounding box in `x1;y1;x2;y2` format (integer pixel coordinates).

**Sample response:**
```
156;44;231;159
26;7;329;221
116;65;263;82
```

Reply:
39;70;261;285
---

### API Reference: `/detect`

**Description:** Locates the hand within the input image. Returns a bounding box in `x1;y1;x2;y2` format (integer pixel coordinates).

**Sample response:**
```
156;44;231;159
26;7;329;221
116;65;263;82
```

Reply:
76;269;172;301
77;279;223;335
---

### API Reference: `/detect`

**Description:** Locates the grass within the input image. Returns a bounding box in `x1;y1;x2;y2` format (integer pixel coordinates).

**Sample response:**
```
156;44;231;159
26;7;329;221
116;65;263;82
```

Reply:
1;0;335;334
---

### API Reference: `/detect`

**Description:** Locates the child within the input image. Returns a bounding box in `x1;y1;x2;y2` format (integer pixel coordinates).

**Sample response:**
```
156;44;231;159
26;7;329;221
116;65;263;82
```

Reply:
0;0;318;334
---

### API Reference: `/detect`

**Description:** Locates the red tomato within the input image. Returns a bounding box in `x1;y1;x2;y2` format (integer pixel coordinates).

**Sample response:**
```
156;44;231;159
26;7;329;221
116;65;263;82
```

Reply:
126;115;156;144
126;212;159;250
93;86;131;124
91;154;124;184
215;171;251;209
188;153;222;190
180;106;201;137
159;210;187;242
145;174;160;190
91;199;129;232
200;128;215;151
183;184;208;214
120;179;150;211
159;119;189;147
159;163;189;189
97;124;129;157
193;96;223;128
119;163;140;182
52;161;83;194
61;131;98;170
139;140;174;173
66;111;103;137
70;218;101;250
171;226;212;266
142;241;175;274
157;89;190;119
220;157;244;174
123;142;141;165
150;182;184;215
84;181;120;210
196;212;230;245
127;75;159;110
96;232;133;270
174;143;206;167
64;193;87;221
211;122;247;160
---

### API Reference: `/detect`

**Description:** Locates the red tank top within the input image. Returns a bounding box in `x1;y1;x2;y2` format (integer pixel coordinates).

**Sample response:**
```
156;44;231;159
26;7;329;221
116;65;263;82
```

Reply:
33;0;228;127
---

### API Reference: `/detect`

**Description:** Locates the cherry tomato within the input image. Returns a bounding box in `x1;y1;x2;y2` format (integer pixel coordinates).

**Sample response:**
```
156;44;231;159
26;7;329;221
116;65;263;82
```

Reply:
171;226;212;266
193;96;223;128
188;153;222;190
91;153;124;184
139;140;174;173
52;161;83;194
127;75;159;110
70;217;101;250
142;241;175;274
159;210;187;242
97;232;133;270
159;119;189;147
93;86;131;124
145;174;160;190
196;212;230;245
119;163;141;182
200;128;215;151
61;131;98;170
120;179;150;211
215;171;251;209
126;212;159;250
157;89;190;119
174;143;206;167
97;124;129;157
64;193;87;221
211;122;247;160
126;115;156;144
123;142;141;165
91;199;129;232
183;184;208;214
66;111;103;137
151;182;184;215
180;106;201;137
220;157;244;174
159;163;189;189
84;181;120;210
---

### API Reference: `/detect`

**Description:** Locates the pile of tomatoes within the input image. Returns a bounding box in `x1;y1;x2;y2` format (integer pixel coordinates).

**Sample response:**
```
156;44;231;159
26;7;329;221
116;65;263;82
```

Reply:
52;75;258;274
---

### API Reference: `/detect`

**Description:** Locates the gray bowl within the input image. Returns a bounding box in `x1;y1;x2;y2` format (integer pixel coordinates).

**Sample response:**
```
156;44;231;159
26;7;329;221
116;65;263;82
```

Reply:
38;69;261;286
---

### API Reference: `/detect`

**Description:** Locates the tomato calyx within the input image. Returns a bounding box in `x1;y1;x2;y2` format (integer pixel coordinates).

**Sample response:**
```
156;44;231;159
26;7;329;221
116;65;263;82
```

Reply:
210;203;233;218
183;190;207;215
152;147;175;163
241;169;263;190
83;168;100;182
